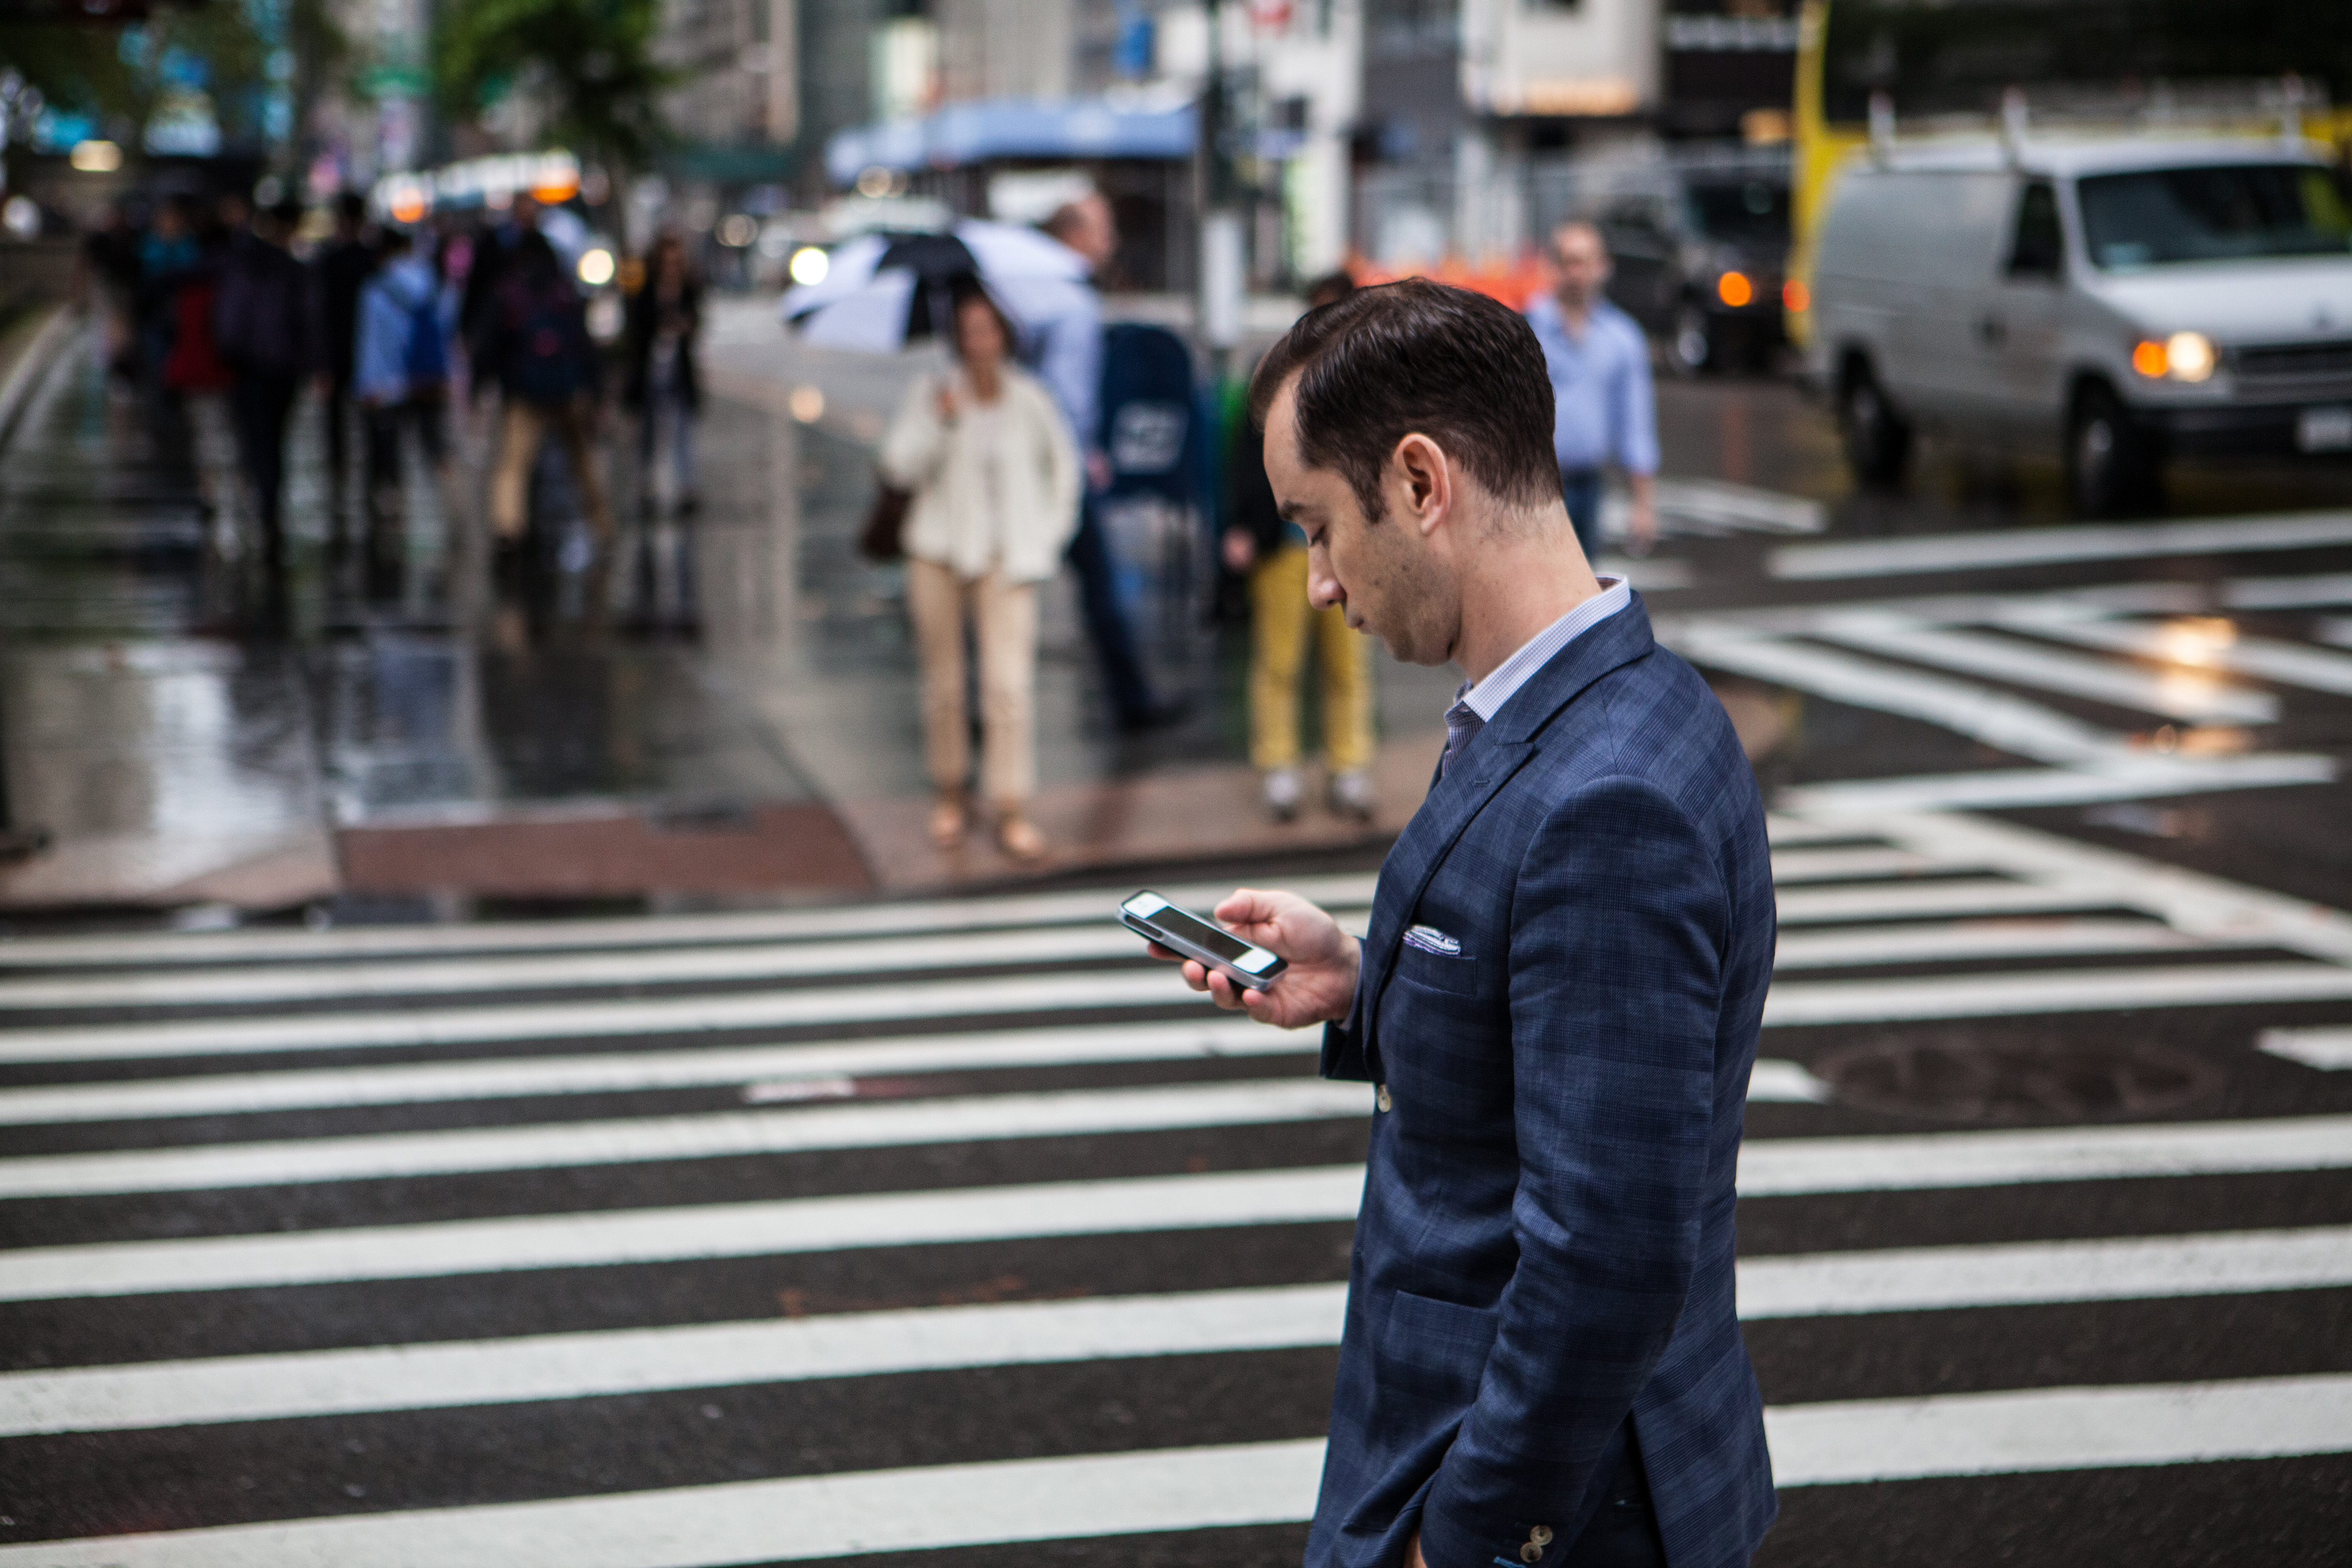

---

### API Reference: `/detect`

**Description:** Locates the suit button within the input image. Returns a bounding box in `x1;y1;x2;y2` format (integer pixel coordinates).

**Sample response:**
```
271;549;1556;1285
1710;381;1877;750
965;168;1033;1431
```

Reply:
1519;1546;1543;1564
1530;1527;1554;1545
1375;1084;1392;1113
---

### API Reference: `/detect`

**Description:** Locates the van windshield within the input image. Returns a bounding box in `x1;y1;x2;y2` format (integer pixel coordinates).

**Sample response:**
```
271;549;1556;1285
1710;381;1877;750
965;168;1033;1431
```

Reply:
2079;164;2352;270
1686;180;1791;245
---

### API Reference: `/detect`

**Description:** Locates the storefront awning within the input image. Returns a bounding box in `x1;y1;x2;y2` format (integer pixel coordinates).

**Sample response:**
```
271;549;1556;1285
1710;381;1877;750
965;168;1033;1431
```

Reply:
826;96;1198;186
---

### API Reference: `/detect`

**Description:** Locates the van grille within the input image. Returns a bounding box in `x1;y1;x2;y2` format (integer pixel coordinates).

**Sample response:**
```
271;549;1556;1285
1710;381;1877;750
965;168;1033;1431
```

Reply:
2233;339;2352;382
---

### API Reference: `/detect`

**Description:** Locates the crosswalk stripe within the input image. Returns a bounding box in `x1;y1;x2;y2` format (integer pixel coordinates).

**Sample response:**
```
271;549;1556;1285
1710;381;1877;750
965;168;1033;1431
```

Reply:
1768;878;2129;922
0;910;2222;1032
1759;961;2352;1025
0;851;1963;1014
2258;1026;2352;1070
1780;754;2342;814
11;1115;2350;1302
13;947;2341;1068
1808;612;2278;724
1763;1373;2352;1485
1768;916;2217;969
0;875;1385;971
0;1080;1380;1198
1770;509;2352;581
0;1166;1372;1303
1734;1114;2352;1196
8;1226;2345;1437
0;1020;1828;1124
0;1018;1288;1124
7;1375;2350;1564
2021;617;2352;700
0;919;1365;1013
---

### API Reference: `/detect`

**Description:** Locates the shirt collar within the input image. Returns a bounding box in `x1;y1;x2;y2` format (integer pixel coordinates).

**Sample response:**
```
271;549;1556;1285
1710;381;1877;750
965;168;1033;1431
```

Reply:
1457;576;1632;723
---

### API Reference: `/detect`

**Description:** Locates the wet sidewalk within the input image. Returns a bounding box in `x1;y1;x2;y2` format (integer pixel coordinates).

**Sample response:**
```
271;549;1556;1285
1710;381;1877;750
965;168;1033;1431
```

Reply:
0;314;1470;918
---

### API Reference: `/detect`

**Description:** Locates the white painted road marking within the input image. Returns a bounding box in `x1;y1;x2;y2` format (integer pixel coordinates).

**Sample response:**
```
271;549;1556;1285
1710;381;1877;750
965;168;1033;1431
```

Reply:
11;1116;2352;1301
8;1226;2347;1437
1771;509;2352;581
0;1080;1381;1198
12;950;2347;1068
5;1376;2350;1563
2259;1026;2352;1071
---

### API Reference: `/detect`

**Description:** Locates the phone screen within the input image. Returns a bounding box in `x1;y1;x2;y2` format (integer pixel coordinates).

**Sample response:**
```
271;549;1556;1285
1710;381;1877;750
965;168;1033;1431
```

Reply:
1146;903;1256;965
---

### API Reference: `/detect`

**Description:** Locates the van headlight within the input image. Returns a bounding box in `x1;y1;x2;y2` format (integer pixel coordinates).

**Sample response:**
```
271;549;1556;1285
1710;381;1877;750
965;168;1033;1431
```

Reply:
2132;331;2216;383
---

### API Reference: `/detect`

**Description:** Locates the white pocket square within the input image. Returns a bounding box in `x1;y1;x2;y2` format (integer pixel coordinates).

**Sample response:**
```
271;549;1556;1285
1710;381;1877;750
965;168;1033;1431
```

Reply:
1402;924;1463;957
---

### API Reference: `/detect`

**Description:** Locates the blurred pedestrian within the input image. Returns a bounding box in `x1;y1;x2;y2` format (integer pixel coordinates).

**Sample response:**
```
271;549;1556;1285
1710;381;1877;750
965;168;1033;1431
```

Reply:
1526;221;1658;560
352;226;453;599
1223;271;1376;822
135;196;204;391
622;231;702;517
477;230;612;606
1037;192;1185;732
77;202;143;385
314;192;377;498
880;282;1081;862
214;197;318;634
461;192;540;388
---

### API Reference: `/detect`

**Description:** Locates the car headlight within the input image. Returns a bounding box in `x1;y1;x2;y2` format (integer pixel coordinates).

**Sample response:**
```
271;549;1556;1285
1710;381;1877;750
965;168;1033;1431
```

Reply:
576;247;616;288
789;246;830;287
2132;331;2216;383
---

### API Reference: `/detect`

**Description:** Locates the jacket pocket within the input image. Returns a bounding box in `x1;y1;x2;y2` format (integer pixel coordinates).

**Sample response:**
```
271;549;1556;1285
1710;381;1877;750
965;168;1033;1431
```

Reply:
1389;940;1489;1000
1377;1288;1500;1406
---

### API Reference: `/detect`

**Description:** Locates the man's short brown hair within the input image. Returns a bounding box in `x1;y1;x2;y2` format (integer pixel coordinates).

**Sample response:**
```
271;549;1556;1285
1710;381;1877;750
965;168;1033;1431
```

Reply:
1248;278;1558;524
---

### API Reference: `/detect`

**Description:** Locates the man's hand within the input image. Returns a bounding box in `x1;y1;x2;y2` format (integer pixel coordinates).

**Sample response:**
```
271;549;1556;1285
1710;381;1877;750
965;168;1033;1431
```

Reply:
1626;472;1659;557
1221;527;1256;574
1147;888;1360;1029
1404;1531;1426;1568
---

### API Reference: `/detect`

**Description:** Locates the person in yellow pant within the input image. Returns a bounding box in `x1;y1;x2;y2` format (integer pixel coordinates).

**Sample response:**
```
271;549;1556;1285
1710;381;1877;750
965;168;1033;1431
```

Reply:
1224;272;1376;821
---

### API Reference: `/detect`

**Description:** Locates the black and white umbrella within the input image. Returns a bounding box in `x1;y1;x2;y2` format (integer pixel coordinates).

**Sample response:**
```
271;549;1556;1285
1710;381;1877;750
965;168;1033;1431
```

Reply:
778;219;1091;353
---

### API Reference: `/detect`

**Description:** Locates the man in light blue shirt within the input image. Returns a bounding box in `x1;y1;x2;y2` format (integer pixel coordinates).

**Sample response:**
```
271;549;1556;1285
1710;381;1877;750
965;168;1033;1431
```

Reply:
1524;221;1658;561
1032;193;1181;730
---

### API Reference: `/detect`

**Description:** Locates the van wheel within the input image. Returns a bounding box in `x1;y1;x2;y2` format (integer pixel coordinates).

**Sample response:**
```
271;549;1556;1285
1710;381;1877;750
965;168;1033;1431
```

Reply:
1669;304;1713;376
2066;386;2161;518
1839;363;1910;487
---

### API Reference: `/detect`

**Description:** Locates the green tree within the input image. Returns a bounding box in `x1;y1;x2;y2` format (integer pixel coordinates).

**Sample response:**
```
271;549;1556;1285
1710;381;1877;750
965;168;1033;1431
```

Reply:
434;0;672;171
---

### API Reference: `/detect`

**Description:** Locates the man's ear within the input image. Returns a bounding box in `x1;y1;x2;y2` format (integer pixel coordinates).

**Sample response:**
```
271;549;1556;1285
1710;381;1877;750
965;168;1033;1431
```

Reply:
1390;433;1452;539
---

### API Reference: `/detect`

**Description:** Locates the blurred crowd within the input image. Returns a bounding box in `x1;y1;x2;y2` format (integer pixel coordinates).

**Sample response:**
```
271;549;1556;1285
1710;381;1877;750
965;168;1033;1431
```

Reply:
74;189;704;639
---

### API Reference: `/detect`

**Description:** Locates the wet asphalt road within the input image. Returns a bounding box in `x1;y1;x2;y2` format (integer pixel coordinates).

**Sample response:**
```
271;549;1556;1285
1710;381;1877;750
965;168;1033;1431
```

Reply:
3;324;2352;1564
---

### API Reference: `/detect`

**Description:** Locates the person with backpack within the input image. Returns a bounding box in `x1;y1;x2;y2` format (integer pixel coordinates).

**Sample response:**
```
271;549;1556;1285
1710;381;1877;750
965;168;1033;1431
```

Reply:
353;226;453;598
477;230;613;608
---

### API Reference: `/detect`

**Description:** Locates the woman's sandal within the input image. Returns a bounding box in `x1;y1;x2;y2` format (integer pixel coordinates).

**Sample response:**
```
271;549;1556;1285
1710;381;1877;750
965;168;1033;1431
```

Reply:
929;795;967;848
996;815;1047;862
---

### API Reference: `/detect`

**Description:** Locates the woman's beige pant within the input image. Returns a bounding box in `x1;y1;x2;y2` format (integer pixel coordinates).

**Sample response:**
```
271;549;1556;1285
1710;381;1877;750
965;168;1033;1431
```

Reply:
907;558;1040;807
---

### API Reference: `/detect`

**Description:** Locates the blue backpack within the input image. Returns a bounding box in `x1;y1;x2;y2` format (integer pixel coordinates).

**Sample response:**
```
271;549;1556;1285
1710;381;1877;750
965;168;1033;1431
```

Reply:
501;278;588;405
403;289;448;388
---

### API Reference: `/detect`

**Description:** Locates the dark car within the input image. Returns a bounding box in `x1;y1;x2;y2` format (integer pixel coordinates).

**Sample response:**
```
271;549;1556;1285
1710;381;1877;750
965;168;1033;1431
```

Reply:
1593;151;1793;374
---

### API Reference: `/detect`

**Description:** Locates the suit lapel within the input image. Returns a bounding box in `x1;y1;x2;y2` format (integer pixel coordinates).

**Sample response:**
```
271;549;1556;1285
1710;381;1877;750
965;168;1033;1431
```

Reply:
1358;598;1661;1061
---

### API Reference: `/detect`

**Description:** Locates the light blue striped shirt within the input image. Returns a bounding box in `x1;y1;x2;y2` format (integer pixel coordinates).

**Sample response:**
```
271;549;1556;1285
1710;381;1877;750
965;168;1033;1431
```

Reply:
1460;575;1633;724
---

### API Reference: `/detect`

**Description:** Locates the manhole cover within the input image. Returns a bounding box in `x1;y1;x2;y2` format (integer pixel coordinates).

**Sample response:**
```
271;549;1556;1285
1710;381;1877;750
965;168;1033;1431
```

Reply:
1814;1035;2221;1123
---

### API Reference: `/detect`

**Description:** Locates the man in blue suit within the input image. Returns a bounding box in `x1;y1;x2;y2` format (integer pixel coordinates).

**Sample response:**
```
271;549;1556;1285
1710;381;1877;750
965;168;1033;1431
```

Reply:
1158;279;1777;1568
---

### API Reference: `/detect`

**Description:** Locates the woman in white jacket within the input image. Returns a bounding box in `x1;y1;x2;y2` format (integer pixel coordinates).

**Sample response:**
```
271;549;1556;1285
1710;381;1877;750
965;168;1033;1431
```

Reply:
880;283;1081;860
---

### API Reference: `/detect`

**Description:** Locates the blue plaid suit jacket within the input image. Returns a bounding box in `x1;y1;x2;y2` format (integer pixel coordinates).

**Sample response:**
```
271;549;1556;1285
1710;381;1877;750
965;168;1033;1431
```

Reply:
1308;596;1777;1568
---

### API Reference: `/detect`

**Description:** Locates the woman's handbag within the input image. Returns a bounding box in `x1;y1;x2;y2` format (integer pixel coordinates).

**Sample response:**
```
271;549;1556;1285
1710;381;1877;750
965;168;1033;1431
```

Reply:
859;471;913;562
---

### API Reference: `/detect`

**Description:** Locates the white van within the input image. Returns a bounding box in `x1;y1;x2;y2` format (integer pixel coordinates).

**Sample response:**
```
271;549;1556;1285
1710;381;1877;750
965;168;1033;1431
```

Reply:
1805;138;2352;515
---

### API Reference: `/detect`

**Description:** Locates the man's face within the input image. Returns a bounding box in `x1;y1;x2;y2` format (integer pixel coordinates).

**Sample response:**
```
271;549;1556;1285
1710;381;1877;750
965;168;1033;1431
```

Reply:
1552;226;1610;308
1263;380;1459;668
1067;195;1116;268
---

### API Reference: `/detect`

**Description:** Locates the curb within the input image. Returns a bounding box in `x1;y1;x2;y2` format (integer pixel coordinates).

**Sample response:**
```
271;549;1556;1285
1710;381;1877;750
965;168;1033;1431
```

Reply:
0;303;75;454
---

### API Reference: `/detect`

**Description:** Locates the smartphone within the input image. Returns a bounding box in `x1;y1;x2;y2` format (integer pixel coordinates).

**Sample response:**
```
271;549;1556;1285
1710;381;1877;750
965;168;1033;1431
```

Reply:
1120;890;1288;990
